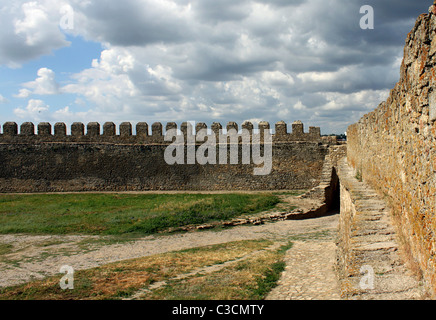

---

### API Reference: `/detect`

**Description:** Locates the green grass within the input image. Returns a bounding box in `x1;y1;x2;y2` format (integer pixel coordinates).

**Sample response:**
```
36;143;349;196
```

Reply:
249;242;293;299
272;190;306;196
0;193;280;236
0;243;13;256
355;170;363;182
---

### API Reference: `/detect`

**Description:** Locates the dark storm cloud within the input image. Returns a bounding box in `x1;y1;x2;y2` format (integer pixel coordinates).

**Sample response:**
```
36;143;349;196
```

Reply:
2;0;433;135
70;0;194;46
192;0;252;23
278;1;429;73
68;0;430;82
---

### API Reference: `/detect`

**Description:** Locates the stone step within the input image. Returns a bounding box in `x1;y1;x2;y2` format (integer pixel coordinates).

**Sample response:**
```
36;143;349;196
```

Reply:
336;158;427;299
353;241;398;252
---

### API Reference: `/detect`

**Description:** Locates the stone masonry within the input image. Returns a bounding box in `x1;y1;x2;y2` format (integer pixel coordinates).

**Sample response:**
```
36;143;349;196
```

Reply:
336;158;428;299
347;4;436;296
0;120;337;192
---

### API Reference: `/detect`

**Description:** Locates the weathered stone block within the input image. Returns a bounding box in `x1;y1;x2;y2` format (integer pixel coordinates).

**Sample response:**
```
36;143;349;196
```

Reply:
87;122;100;136
152;122;163;136
309;126;321;137
54;123;66;136
292;120;304;135
103;122;116;136
71;122;84;137
275;121;287;137
3;122;18;136
120;122;132;136
20;122;34;136
136;122;149;137
38;122;52;136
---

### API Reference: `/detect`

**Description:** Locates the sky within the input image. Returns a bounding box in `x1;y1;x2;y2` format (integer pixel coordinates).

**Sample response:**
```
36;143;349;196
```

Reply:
0;0;431;135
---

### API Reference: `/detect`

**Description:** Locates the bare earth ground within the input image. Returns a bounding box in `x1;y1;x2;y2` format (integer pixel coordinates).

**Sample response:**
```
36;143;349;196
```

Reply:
0;193;342;300
0;215;339;287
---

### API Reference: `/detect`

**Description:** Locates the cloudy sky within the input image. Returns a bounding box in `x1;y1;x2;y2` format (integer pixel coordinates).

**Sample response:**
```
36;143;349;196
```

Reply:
0;0;431;134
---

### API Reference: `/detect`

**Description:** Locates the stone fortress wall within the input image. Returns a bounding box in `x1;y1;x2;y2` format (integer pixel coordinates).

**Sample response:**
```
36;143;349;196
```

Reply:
345;6;436;296
0;120;336;192
0;120;323;144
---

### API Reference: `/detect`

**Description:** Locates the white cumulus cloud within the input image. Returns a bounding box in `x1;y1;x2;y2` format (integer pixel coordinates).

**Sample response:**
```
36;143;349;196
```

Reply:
14;99;50;121
0;0;70;67
16;68;60;98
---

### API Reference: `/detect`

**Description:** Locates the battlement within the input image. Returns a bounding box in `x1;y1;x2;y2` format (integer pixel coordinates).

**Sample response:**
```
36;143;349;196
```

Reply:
0;120;323;144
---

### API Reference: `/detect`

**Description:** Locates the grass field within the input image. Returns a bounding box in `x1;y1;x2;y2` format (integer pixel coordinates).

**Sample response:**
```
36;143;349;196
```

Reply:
0;193;280;236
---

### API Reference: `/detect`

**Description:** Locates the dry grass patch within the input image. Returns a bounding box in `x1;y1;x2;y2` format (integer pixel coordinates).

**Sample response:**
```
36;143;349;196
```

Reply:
141;242;293;300
0;239;273;300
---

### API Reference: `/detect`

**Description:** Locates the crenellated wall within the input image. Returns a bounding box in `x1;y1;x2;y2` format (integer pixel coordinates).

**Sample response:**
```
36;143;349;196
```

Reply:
0;120;323;143
0;120;334;193
346;7;436;296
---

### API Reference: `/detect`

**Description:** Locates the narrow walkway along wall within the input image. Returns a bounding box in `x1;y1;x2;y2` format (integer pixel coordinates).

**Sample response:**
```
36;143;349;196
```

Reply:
336;159;428;299
347;6;436;296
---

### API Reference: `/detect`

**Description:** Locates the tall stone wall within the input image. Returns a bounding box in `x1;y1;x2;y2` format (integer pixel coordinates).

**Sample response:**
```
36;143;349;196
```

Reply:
0;120;332;192
347;7;436;295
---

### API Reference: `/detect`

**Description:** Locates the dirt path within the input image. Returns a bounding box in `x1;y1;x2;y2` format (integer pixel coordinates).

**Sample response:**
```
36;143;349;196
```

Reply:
266;240;340;300
0;214;339;290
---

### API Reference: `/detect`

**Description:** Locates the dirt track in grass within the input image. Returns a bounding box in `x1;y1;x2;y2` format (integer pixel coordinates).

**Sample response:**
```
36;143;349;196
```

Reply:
0;212;338;289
